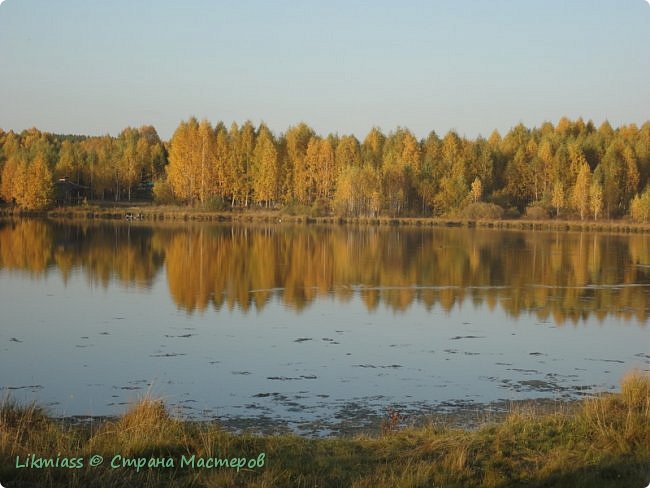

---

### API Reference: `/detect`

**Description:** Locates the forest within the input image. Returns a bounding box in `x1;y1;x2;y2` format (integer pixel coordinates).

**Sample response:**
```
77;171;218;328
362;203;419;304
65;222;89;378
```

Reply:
1;117;650;221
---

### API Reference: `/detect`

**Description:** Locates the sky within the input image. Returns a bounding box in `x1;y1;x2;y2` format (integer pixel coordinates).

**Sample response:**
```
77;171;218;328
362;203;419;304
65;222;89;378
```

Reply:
0;0;649;141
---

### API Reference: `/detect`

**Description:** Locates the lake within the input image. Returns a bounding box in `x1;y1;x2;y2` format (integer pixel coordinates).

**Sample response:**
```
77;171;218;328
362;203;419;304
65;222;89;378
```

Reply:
0;219;648;436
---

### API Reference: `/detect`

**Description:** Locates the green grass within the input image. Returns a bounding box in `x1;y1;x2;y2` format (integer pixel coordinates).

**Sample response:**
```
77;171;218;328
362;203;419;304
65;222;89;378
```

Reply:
1;373;649;487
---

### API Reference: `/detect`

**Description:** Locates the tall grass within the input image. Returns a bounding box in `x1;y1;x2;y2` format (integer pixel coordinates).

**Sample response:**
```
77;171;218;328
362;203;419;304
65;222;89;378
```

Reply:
1;373;648;487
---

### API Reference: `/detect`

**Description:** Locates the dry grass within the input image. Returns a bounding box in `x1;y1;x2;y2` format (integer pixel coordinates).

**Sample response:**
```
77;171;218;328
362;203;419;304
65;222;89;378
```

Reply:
5;203;650;233
1;373;649;487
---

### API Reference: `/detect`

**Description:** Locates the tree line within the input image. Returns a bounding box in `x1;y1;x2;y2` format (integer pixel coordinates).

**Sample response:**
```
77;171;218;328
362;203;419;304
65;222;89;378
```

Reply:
1;118;650;220
0;126;166;209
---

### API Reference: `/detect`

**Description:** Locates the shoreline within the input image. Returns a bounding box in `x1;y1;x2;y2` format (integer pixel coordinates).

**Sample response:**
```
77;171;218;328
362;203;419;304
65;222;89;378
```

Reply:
2;203;650;234
1;373;648;487
55;396;582;439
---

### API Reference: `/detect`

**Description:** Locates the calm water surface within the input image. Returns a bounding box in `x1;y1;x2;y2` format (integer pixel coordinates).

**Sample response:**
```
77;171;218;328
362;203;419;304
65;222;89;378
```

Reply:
1;219;648;435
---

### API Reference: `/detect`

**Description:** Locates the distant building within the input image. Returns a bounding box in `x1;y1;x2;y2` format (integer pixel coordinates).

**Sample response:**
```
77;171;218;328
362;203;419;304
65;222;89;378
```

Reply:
54;178;89;205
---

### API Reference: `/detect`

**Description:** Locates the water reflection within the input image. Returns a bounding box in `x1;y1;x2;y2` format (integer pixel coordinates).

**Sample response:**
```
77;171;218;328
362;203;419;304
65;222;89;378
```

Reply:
1;219;649;324
0;220;164;288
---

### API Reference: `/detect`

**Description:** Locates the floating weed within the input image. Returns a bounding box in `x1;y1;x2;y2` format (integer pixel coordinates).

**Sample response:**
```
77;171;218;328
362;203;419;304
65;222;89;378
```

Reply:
0;373;648;487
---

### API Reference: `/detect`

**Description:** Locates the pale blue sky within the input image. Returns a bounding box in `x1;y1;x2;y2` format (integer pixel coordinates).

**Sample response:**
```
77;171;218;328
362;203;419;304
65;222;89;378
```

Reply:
0;0;648;140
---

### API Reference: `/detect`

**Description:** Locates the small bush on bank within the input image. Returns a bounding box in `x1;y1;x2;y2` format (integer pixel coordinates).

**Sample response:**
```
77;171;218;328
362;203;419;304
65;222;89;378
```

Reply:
460;202;505;220
281;201;310;216
204;196;227;211
525;205;551;220
503;206;521;219
310;198;331;217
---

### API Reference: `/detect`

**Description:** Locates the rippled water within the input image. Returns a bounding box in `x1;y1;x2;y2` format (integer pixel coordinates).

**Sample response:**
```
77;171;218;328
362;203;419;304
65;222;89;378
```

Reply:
0;219;648;435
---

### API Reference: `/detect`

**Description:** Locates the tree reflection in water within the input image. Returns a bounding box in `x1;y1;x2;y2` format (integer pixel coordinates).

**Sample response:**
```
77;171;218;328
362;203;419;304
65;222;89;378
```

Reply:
1;219;649;325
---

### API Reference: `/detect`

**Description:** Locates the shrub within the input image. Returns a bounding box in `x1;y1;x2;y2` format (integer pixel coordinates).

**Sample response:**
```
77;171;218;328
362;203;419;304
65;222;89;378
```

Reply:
310;198;330;217
204;196;227;211
503;206;521;219
460;202;504;220
282;200;310;216
525;205;550;220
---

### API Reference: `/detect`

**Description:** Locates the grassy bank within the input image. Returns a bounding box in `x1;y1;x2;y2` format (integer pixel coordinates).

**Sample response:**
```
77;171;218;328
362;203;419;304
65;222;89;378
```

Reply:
2;203;650;234
1;374;648;487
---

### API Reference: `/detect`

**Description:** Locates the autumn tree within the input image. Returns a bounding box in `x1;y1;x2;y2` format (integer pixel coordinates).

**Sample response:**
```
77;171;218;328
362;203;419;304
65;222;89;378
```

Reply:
380;129;421;215
251;124;279;206
435;173;467;213
116;128;142;201
55;140;82;183
22;154;54;210
93;136;117;200
196;120;217;204
503;148;533;210
590;181;603;220
362;127;385;168
213;123;230;203
629;187;650;223
285;123;315;204
231;121;255;206
301;137;320;205
333;136;364;215
433;131;468;214
467;138;494;198
333;165;360;216
536;137;556;202
0;156;19;203
599;142;625;218
572;162;591;220
568;143;588;186
471;177;482;202
12;160;28;206
418;131;442;214
552;181;564;217
314;137;336;201
167;118;201;204
623;145;640;207
335;135;361;170
138;125;166;180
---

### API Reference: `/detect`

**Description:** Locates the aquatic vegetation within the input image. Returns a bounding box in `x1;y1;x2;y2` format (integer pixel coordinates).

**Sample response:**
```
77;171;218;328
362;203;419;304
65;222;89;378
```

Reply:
1;373;648;487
